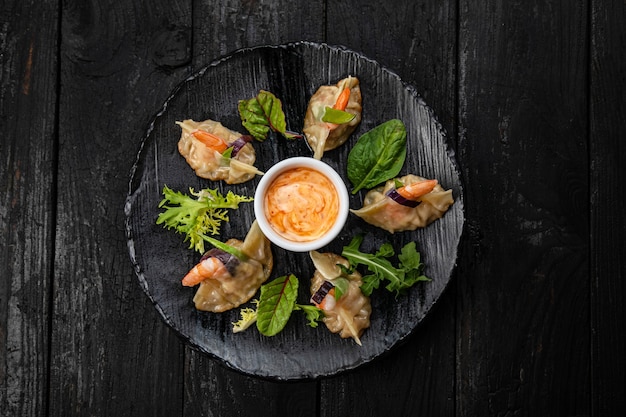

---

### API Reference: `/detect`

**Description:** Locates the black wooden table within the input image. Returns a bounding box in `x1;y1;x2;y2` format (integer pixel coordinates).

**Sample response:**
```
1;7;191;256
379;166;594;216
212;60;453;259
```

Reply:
2;1;625;416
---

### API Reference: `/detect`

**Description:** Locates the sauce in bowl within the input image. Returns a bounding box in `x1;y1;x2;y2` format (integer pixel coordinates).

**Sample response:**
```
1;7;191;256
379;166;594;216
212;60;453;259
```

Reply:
264;167;339;242
254;157;349;252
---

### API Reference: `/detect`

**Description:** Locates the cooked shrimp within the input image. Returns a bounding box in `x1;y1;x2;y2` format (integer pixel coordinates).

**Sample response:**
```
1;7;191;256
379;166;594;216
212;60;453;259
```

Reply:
191;129;229;153
314;288;336;310
176;120;230;153
182;256;230;287
396;179;438;200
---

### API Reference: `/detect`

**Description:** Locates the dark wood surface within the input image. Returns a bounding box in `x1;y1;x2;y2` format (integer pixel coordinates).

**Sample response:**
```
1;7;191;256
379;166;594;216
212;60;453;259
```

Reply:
1;0;624;416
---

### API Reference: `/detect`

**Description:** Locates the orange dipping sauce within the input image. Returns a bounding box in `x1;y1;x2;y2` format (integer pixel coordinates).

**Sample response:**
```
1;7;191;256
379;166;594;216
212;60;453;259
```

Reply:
263;167;340;242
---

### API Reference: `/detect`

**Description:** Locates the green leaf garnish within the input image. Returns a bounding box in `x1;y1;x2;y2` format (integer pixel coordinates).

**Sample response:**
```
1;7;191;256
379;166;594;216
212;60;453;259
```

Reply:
156;185;253;256
256;274;299;336
347;119;407;194
294;304;324;328
332;277;350;300
234;275;324;335
221;146;234;159
321;106;356;124
232;300;259;333
238;90;299;141
341;235;430;296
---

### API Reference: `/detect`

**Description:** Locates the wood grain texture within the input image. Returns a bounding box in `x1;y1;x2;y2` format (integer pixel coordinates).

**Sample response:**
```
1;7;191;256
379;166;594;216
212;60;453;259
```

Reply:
590;0;626;415
48;1;191;415
320;1;458;416
0;0;58;415
184;354;318;417
181;2;325;416
457;0;590;415
192;0;326;66
326;0;459;141
320;294;456;416
2;0;623;416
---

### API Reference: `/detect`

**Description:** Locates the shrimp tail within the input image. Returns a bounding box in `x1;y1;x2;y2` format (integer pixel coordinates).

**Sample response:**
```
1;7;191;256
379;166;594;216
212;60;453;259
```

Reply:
396;179;438;200
181;256;229;287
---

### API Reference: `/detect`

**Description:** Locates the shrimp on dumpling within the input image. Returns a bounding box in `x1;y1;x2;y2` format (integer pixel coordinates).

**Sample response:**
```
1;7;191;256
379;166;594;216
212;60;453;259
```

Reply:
309;251;371;345
183;220;273;313
177;119;263;184
303;76;362;159
351;174;454;233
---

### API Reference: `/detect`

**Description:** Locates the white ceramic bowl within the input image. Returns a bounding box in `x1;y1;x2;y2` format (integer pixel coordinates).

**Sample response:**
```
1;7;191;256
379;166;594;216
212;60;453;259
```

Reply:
254;157;349;252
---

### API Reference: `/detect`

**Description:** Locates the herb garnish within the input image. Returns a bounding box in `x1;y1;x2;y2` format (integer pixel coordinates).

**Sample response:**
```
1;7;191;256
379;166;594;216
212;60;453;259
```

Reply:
346;119;407;194
156;185;253;255
256;274;300;336
341;235;429;296
233;274;323;335
238;90;301;141
321;107;356;124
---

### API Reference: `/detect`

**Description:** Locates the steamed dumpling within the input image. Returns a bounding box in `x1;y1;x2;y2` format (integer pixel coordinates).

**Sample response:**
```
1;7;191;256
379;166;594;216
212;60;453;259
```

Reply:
177;118;260;184
351;174;454;233
303;76;362;159
309;251;371;345
190;221;273;312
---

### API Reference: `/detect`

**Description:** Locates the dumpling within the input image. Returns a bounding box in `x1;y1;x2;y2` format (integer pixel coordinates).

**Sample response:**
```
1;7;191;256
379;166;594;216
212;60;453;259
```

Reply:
303;76;362;159
183;220;273;313
177;119;262;184
309;251;371;345
351;174;454;233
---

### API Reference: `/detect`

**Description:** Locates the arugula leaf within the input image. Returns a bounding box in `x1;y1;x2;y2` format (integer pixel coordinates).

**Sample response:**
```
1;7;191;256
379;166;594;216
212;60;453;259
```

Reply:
341;235;429;296
375;242;395;258
156;185;253;255
347;119;407;194
256;274;299;336
238;90;300;141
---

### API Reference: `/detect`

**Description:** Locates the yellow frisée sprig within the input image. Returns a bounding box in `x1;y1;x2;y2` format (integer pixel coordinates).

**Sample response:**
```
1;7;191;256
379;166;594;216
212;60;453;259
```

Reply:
232;300;259;333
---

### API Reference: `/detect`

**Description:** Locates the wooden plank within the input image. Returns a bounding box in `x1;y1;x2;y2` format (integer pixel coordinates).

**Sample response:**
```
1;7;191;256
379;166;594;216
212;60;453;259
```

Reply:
181;1;325;416
48;1;193;415
326;0;459;142
0;1;58;416
319;295;456;416
184;355;319;417
457;0;590;415
191;0;326;65
320;1;458;415
590;0;626;414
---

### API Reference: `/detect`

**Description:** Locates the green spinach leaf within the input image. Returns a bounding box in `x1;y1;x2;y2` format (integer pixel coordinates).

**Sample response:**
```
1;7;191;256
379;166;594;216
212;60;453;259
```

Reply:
346;119;407;194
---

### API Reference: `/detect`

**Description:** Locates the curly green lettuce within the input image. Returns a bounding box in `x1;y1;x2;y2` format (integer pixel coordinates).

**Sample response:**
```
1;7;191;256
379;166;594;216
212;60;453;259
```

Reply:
156;185;253;255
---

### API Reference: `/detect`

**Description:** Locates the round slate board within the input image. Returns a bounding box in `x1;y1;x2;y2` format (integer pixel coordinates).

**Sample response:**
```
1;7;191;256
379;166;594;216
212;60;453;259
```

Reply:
125;41;464;380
